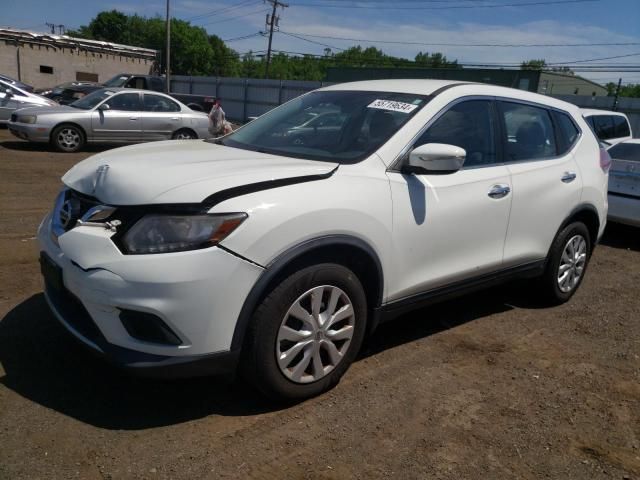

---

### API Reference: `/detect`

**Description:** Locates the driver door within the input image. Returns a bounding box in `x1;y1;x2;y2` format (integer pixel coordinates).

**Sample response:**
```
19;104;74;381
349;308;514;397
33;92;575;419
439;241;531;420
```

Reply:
385;98;513;301
90;92;144;142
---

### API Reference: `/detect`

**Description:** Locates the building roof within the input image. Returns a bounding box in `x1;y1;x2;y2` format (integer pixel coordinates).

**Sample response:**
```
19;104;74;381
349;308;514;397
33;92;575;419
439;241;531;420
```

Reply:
0;28;157;59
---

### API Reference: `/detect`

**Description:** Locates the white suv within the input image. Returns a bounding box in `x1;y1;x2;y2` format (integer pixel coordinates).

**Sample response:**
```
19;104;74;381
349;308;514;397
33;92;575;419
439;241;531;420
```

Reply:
38;80;609;400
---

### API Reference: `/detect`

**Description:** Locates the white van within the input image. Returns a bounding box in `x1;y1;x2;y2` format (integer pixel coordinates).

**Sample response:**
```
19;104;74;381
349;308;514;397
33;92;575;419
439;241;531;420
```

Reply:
581;109;633;146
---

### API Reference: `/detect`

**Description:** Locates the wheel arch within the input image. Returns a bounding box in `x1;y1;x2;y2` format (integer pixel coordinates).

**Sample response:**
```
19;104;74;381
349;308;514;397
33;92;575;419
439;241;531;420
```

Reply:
230;235;384;352
50;122;87;144
558;203;601;249
172;127;198;139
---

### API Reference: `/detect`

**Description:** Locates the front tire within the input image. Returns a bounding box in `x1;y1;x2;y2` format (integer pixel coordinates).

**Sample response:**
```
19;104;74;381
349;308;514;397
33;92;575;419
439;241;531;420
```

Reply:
538;222;591;305
51;124;85;152
242;263;367;401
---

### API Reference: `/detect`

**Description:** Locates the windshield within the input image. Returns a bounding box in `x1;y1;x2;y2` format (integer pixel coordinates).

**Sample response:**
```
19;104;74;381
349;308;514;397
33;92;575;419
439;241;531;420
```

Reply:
216;90;430;163
103;74;129;88
69;89;116;109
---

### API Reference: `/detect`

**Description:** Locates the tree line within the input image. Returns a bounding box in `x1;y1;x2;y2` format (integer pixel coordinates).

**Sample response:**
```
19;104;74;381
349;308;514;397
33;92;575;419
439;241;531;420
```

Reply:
68;10;638;97
67;10;460;81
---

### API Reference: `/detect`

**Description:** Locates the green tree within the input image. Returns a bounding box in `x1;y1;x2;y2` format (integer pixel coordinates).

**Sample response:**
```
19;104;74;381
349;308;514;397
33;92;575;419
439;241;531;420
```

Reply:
520;59;548;70
208;34;241;77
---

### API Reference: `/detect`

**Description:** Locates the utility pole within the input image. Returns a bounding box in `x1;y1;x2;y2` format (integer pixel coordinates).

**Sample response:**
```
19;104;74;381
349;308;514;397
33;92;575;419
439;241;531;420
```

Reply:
612;77;622;111
264;0;288;79
165;0;171;93
45;22;56;34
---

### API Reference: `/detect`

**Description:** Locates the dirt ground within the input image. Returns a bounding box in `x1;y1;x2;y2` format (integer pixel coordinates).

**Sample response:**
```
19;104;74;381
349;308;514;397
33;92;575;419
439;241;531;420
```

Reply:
0;128;638;480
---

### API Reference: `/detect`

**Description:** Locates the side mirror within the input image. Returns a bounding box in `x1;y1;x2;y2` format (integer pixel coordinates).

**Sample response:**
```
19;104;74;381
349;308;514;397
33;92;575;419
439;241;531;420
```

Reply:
98;103;110;111
5;88;13;97
405;143;466;174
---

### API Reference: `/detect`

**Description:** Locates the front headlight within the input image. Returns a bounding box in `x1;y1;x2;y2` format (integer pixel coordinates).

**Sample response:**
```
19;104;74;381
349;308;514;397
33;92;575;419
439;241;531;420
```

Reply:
17;115;37;124
122;213;247;254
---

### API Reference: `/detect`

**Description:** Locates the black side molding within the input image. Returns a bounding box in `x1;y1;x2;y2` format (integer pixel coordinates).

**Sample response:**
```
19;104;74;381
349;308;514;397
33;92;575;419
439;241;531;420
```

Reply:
201;166;339;208
377;260;545;323
608;191;640;201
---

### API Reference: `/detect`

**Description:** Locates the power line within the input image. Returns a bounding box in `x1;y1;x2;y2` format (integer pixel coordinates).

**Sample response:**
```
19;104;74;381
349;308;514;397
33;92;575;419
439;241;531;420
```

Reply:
268;49;640;71
279;30;344;51
185;0;259;21
291;0;599;9
199;7;270;26
278;30;640;48
547;52;640;65
222;32;264;42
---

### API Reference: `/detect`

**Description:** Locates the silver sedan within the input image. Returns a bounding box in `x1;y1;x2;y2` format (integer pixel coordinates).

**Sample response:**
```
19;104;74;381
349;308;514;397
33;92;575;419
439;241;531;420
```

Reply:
8;88;211;152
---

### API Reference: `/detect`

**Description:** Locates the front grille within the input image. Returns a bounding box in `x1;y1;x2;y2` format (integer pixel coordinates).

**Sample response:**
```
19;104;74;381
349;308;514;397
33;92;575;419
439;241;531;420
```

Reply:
53;189;102;234
46;281;106;346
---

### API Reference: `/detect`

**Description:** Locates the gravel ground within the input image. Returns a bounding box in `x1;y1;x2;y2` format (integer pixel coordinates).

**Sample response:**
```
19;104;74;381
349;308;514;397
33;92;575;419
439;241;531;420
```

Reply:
0;128;638;480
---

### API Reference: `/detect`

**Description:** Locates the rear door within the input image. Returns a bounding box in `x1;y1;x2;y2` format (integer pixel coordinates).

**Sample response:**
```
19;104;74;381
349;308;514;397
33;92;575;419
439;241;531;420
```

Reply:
140;93;183;140
500;100;583;265
90;92;144;141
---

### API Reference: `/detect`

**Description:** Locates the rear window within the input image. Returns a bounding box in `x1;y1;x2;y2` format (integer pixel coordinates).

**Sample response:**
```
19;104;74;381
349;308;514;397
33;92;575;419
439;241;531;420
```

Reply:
613;116;631;138
592;115;615;140
552;110;580;154
589;114;629;140
607;143;640;162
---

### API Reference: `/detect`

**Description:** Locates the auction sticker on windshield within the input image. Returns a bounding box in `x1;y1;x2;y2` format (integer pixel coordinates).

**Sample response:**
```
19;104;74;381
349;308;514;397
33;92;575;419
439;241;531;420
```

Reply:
367;99;419;114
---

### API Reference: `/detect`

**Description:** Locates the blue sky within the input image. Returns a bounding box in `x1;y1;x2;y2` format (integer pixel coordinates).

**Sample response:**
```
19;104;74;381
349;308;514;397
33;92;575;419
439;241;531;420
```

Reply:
2;0;639;85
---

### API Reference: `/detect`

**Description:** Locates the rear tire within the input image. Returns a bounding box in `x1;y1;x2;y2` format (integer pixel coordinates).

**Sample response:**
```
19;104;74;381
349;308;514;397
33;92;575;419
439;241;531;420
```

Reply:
51;124;85;152
171;129;197;140
538;222;591;305
241;263;367;401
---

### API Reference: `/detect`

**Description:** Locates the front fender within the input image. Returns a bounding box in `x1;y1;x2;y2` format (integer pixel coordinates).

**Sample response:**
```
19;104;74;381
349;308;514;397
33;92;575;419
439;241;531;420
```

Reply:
214;168;393;296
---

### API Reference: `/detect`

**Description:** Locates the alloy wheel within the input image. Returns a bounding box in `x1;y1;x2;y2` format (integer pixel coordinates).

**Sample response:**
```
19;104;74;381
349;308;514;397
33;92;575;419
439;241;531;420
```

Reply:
557;234;587;293
57;128;80;150
276;285;356;384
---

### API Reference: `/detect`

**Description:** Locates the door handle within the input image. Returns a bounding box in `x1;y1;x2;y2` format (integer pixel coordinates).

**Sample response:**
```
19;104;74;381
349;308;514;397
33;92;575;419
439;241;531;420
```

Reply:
561;171;577;183
488;184;511;199
129;117;139;121
171;117;179;121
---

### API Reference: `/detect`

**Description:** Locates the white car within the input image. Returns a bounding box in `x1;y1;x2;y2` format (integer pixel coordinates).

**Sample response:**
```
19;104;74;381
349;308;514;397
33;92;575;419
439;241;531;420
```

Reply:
0;78;56;124
607;139;640;226
581;108;633;146
38;80;608;400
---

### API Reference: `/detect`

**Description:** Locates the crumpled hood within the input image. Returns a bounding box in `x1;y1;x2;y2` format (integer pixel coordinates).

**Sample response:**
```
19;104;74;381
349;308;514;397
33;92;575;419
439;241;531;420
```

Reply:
62;140;337;205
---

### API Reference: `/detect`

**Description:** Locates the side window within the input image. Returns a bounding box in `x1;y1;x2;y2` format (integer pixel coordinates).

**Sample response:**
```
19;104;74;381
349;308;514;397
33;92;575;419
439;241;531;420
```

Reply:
414;100;496;168
125;77;146;89
104;93;142;112
552;110;580;155
613;116;630;138
150;78;164;92
143;94;180;112
500;101;556;161
592;115;615;140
